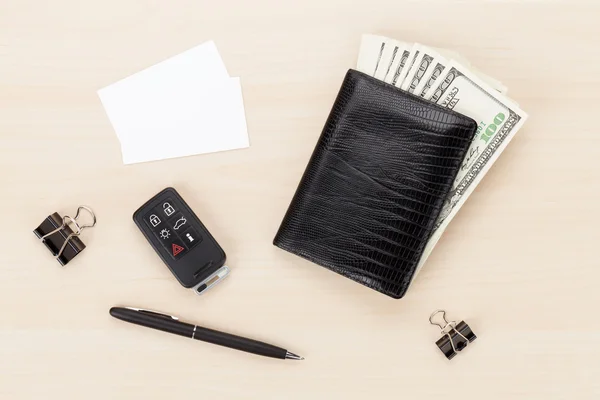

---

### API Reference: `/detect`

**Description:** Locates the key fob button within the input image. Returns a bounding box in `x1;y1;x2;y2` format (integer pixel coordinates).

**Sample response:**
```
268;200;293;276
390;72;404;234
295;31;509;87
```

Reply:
180;226;202;249
160;198;177;218
168;238;188;259
153;222;173;243
146;212;164;229
170;212;188;232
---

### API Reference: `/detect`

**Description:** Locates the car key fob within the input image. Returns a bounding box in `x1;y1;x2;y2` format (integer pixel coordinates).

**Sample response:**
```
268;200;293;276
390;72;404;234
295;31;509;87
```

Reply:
133;187;229;295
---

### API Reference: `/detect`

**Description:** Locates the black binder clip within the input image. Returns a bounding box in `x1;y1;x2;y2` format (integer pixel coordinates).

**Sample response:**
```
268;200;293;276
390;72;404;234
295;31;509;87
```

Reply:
429;310;476;360
33;206;97;266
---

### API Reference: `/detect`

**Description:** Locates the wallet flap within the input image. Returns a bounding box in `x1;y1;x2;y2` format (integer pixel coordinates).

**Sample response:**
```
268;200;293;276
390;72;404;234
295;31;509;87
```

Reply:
274;69;477;298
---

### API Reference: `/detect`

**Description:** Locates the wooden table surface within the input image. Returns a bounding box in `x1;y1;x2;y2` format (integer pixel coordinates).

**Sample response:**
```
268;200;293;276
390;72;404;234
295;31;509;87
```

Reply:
1;1;599;398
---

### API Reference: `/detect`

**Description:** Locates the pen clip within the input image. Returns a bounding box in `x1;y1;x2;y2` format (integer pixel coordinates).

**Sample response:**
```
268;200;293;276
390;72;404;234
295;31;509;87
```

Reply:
125;307;179;321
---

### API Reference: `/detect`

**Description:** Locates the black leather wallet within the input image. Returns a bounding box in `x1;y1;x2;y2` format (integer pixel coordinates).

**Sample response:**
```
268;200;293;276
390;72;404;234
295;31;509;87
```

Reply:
274;69;477;298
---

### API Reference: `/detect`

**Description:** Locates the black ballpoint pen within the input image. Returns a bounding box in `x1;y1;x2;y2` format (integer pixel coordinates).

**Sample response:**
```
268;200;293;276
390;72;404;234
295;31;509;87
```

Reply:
109;306;304;361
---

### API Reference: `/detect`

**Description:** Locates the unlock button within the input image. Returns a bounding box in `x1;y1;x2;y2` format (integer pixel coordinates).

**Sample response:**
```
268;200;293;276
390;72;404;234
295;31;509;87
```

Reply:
162;200;176;217
180;226;202;249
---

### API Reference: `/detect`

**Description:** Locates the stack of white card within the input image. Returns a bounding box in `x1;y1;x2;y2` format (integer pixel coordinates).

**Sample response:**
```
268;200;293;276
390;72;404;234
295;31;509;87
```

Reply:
98;41;249;164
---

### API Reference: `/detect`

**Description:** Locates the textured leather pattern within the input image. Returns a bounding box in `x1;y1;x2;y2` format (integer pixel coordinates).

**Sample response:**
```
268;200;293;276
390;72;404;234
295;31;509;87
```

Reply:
274;69;477;299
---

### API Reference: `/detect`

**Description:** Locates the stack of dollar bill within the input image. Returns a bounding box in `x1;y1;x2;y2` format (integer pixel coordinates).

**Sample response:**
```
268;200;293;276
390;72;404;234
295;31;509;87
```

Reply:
357;34;528;277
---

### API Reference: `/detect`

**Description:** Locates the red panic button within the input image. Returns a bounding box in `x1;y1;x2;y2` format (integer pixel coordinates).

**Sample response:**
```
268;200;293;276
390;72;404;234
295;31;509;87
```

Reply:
172;243;185;257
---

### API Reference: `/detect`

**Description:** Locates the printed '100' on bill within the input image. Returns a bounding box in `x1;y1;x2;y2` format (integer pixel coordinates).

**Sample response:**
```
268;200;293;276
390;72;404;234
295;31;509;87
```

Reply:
413;61;528;278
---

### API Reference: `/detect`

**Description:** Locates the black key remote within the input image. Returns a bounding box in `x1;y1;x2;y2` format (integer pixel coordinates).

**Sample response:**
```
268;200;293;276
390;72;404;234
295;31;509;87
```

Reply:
133;187;229;295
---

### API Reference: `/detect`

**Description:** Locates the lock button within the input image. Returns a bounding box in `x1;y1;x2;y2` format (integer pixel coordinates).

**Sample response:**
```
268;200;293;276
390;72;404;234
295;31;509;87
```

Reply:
162;200;176;217
147;213;162;228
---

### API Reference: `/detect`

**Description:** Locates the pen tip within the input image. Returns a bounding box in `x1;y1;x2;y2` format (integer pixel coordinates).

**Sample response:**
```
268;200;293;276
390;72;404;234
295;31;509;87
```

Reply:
285;351;304;360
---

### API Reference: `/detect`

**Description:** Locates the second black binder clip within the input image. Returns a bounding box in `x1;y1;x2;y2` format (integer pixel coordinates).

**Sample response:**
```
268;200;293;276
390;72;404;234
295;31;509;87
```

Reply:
429;310;476;360
33;206;97;266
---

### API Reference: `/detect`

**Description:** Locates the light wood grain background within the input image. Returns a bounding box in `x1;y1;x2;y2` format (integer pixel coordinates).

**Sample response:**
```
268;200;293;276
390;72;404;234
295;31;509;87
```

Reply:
1;0;599;399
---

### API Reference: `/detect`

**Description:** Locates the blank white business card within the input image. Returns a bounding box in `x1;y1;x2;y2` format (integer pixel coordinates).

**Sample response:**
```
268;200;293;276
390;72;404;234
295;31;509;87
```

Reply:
98;41;249;164
117;78;249;164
